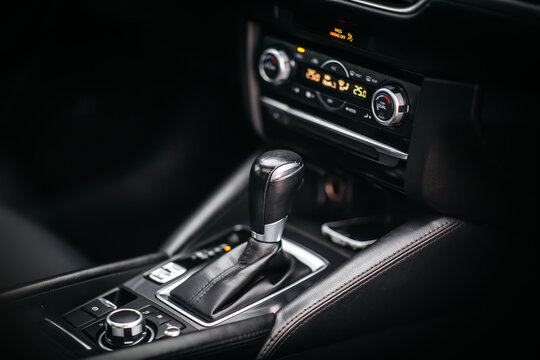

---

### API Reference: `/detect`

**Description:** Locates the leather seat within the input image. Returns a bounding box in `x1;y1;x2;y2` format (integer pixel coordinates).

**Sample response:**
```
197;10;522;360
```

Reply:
0;206;93;291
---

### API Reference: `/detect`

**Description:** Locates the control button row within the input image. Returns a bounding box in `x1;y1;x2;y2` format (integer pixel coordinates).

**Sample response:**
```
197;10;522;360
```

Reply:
83;298;117;318
290;84;318;105
139;306;185;340
339;102;374;122
318;93;344;110
290;46;387;86
140;306;172;325
191;243;233;261
293;49;329;68
348;67;387;86
83;305;185;343
65;297;118;328
288;83;377;123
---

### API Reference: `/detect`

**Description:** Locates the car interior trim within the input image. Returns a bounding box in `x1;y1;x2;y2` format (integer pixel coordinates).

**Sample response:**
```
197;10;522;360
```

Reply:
260;96;408;161
156;238;328;327
245;22;265;138
44;318;93;351
258;216;462;359
341;0;428;14
0;252;167;303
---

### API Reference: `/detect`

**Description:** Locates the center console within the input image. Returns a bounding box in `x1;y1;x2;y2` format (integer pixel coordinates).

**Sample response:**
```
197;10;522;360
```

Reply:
58;225;328;355
1;151;350;359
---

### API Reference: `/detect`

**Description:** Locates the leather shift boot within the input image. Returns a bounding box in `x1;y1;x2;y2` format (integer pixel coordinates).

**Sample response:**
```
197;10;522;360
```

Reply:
170;238;310;321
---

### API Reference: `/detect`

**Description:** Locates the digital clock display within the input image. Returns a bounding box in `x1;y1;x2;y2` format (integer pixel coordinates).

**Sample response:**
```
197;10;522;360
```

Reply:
303;66;369;100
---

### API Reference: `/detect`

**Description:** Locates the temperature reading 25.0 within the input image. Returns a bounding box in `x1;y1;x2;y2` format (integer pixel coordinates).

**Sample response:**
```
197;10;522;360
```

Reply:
353;84;367;99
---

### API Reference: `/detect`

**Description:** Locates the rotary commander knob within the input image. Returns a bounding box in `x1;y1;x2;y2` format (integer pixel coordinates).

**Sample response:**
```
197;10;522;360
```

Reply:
104;309;147;347
371;85;409;126
258;48;291;84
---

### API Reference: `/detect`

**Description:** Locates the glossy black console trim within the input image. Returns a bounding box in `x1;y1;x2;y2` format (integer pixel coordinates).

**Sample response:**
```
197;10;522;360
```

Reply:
341;0;428;14
44;318;93;351
261;97;408;165
0;252;167;303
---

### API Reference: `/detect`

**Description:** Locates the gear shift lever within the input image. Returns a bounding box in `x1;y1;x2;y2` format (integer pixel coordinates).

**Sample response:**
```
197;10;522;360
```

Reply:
249;150;304;243
170;150;309;321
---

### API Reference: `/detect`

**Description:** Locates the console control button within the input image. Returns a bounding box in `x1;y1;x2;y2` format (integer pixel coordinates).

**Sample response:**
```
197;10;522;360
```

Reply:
146;311;172;326
164;326;181;338
348;68;364;82
147;262;186;284
364;72;388;86
291;84;302;97
308;56;321;66
318;93;344;110
155;320;185;340
289;84;319;106
304;89;316;100
83;298;117;318
139;306;159;316
339;103;363;120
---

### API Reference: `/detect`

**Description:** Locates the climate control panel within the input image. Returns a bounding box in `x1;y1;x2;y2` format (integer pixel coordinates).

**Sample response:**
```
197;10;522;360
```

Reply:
256;37;421;167
258;38;418;129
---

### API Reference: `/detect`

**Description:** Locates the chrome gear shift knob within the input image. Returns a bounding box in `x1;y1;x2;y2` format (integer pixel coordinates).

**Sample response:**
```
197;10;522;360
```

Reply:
249;150;304;243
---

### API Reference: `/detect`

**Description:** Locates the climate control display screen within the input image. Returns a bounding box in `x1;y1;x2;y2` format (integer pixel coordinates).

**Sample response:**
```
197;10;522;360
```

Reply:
302;66;369;101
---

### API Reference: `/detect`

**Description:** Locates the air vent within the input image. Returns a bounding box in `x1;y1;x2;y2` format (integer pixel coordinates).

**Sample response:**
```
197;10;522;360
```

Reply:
348;0;427;13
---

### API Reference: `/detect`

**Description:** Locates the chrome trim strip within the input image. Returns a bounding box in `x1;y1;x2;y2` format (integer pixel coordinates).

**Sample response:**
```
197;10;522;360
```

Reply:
260;216;288;243
44;318;92;351
260;97;408;161
155;238;328;327
270;163;302;182
251;231;265;241
344;0;428;14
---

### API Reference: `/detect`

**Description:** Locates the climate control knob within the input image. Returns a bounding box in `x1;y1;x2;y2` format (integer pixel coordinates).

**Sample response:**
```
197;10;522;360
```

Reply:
371;85;409;126
258;48;291;85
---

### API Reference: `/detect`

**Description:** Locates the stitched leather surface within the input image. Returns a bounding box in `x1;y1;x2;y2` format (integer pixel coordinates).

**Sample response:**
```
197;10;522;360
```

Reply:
257;215;501;359
170;238;310;321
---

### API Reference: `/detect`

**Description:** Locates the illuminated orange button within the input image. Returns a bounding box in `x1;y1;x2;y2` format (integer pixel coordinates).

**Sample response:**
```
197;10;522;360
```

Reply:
223;245;232;252
296;47;306;53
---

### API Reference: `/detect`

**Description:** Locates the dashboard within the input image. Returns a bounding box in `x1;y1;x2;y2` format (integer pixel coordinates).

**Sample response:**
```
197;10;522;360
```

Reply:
243;0;538;220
